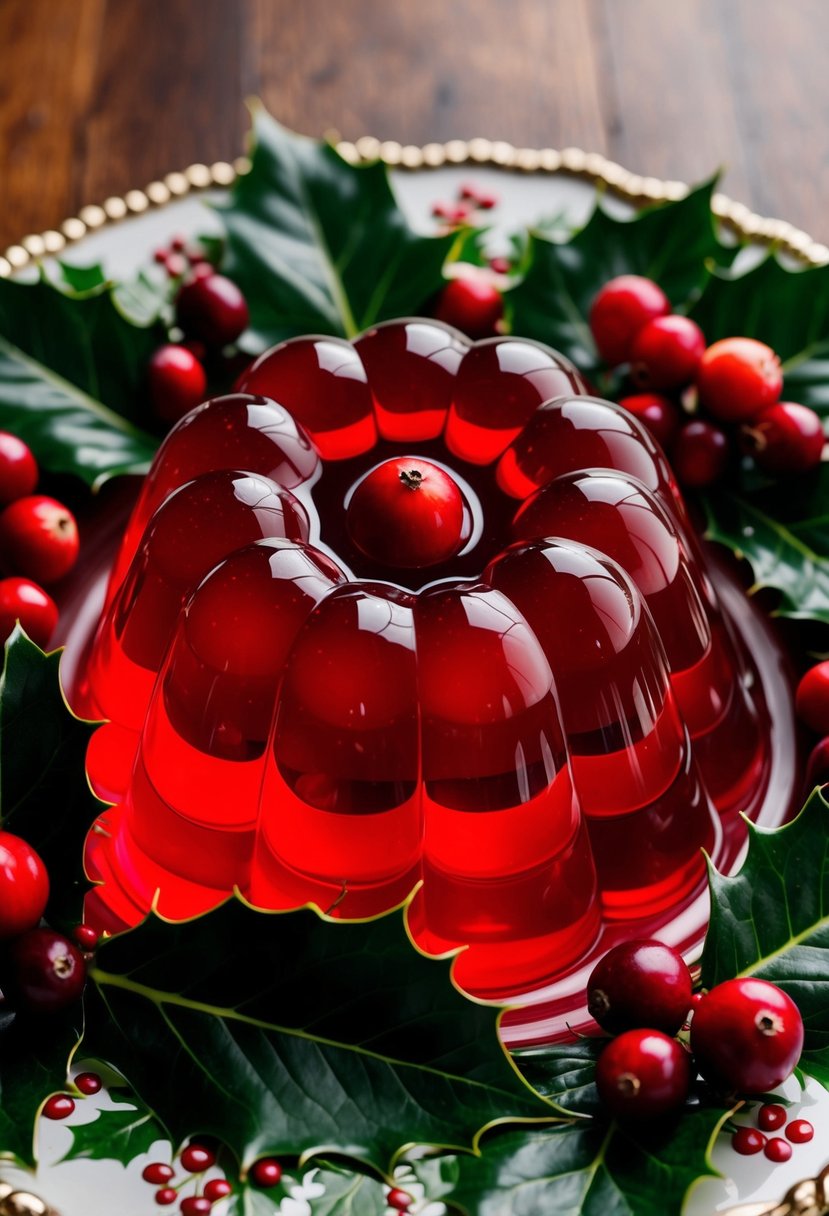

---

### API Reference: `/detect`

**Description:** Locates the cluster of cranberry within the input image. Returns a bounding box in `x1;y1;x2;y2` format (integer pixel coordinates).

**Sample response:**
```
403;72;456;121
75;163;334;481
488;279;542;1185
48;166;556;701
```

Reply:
141;1141;240;1211
731;1104;814;1163
587;940;805;1142
0;434;79;649
589;275;824;486
147;244;250;426
795;663;829;792
0;831;92;1028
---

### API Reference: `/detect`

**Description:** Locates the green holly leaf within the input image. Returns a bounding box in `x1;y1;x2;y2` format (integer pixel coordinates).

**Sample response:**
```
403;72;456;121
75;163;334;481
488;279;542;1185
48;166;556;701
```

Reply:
82;898;553;1177
701;789;829;1086
61;1093;165;1164
218;108;456;351
513;1038;604;1117
690;256;829;416
439;1104;731;1216
506;179;733;375
0;1010;81;1166
0;629;101;927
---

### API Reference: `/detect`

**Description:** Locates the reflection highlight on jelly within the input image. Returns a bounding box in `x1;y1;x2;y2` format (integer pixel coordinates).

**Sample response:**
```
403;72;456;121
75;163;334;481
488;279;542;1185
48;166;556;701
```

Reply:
487;539;716;918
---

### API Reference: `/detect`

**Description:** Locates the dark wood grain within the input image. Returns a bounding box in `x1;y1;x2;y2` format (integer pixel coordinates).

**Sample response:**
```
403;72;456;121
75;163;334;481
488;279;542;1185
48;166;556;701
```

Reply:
0;0;827;248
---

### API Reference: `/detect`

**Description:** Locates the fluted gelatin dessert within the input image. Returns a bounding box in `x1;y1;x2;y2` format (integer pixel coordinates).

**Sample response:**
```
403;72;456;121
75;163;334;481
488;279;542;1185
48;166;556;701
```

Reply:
82;319;771;998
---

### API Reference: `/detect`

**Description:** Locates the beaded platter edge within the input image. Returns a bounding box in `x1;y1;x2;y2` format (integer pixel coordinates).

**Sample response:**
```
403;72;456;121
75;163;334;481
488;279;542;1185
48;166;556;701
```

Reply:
1;137;827;1216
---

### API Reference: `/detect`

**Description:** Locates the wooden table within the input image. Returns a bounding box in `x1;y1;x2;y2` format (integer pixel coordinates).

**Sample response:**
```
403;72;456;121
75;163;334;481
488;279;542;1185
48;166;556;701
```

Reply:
1;0;827;250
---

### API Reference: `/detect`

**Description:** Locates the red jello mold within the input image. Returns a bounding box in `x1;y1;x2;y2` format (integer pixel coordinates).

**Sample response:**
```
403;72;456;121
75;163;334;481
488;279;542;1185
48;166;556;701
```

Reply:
64;319;799;1031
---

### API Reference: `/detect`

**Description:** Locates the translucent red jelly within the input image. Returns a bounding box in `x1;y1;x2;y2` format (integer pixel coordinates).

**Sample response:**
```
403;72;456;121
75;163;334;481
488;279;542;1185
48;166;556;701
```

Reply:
83;318;777;999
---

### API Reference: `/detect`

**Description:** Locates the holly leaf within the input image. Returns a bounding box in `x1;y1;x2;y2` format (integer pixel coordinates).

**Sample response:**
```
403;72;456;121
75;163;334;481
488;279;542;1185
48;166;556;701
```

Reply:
438;1104;731;1216
0;629;101;927
82;898;552;1176
513;1038;605;1117
0;1010;81;1166
506;179;733;375
60;1093;165;1164
701;789;829;1087
218;107;456;351
689;256;829;416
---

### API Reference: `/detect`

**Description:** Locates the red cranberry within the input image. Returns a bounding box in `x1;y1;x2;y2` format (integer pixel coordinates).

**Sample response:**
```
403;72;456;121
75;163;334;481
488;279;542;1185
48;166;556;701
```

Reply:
741;402;825;475
589;275;670;366
175;274;249;347
431;201;473;224
0;495;79;584
143;1163;175;1184
805;736;829;789
0;831;49;939
764;1136;793;1163
180;1143;216;1173
387;1188;414;1211
434;271;503;339
153;249;170;266
671;419;729;487
586;939;693;1036
347;457;466;568
72;923;100;951
0;433;38;505
489;256;512;275
785;1118;814;1144
0;577;59;648
630;315;705;390
74;1071;102;1095
595;1029;690;1121
170;235;187;253
696;337;783;422
190;262;215;282
203;1179;232;1201
155;1190;177;1207
4;928;86;1013
459;182;499;209
250;1158;283;1188
148;345;208;425
796;662;829;734
180;1199;211;1216
43;1094;75;1120
731;1127;766;1156
617;393;681;450
757;1103;787;1132
166;253;188;280
690;978;804;1093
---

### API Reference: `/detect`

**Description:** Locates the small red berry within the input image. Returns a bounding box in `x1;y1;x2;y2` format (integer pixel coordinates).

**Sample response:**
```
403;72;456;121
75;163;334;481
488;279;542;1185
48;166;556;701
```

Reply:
630;315;706;390
180;1143;216;1173
431;201;473;224
489;256;512;275
0;495;79;584
4;927;86;1013
434;271;503;338
143;1163;175;1185
190;262;215;282
796;662;829;735
696;337;783;423
458;182;499;209
731;1127;766;1156
170;235;187;253
175;274;249;347
785;1118;814;1144
618;393;681;450
0;433;38;505
153;249;170;266
73;923;100;951
595;1029;691;1121
589;275;670;366
0;576;58;647
250;1158;283;1188
691;992;704;1009
387;1188;414;1210
764;1136;793;1163
741;402;824;475
166;253;188;280
671;419;729;487
690;978;804;1093
0;830;49;939
74;1071;102;1096
758;1103;787;1132
805;736;829;789
43;1094;75;1120
180;1199;211;1216
348;457;466;568
155;1189;177;1207
587;939;693;1036
148;345;208;425
203;1179;232;1201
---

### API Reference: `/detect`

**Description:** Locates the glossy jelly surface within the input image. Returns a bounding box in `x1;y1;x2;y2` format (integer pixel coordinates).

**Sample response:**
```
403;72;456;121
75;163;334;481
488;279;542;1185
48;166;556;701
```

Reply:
83;318;781;1000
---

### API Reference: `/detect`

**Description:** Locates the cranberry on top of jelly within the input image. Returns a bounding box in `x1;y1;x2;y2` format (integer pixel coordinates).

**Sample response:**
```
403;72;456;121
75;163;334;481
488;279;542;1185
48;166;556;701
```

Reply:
346;456;468;568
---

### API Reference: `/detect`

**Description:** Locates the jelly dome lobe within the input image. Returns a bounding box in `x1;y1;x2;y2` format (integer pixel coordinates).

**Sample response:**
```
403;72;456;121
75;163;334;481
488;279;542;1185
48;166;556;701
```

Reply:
486;539;716;917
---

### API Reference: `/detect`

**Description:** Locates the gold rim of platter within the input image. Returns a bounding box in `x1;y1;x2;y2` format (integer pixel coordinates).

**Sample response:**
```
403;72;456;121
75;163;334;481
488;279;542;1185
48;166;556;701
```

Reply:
1;137;827;1216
